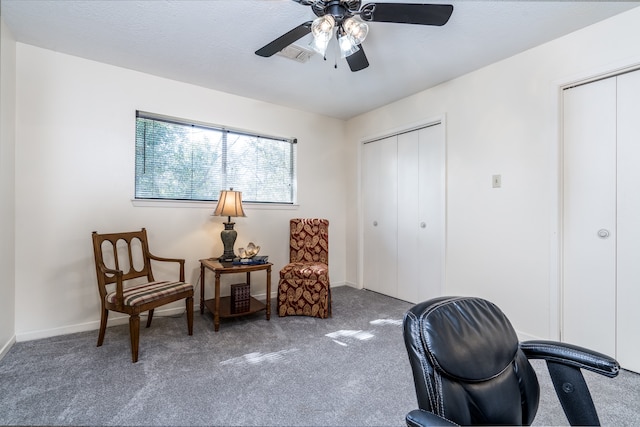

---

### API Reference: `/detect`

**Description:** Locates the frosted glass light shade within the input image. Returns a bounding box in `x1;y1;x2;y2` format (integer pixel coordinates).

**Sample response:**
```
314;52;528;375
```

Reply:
338;33;360;58
309;35;331;56
311;15;335;41
343;17;368;44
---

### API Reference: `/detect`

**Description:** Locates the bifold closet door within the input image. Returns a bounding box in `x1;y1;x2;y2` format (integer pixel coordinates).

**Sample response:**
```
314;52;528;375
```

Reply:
563;70;640;373
397;125;445;303
562;77;617;357
362;124;445;302
616;71;640;373
362;136;398;297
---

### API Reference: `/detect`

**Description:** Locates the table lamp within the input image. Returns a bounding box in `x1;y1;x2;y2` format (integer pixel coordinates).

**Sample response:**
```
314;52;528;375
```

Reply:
213;188;246;262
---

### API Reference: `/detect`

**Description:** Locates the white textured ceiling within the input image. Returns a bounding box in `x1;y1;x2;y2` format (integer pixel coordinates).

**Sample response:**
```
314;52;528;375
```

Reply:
2;0;638;119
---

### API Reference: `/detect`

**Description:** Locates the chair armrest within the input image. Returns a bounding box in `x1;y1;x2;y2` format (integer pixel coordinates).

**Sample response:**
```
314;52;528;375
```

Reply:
521;340;619;425
406;409;459;427
96;262;122;278
520;340;619;378
95;262;125;304
147;253;184;263
147;253;186;281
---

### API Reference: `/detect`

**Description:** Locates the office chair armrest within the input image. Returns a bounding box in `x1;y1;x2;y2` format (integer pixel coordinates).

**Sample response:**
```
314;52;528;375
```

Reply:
521;340;619;378
406;409;459;427
521;340;619;425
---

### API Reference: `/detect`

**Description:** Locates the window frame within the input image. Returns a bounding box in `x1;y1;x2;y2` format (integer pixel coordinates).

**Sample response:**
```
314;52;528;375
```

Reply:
133;111;297;206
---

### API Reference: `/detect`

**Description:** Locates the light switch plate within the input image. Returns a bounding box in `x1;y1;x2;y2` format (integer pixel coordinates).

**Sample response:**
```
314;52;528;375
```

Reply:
492;174;502;188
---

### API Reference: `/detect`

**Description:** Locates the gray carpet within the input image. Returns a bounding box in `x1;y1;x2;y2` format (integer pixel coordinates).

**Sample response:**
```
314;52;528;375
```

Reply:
0;286;638;426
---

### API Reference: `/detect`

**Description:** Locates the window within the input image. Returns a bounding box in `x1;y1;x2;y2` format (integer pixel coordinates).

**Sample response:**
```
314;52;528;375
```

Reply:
135;111;296;203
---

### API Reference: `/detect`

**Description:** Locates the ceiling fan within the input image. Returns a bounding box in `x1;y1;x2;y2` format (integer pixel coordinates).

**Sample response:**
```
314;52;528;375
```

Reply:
255;1;454;72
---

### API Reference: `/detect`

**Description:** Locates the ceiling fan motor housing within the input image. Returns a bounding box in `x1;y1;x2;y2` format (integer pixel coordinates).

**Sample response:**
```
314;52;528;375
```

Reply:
312;0;361;22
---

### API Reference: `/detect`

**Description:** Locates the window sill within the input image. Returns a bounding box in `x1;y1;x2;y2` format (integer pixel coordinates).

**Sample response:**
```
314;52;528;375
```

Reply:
131;199;299;210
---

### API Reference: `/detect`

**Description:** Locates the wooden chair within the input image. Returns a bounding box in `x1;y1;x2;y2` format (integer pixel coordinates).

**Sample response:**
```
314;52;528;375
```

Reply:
278;218;331;318
91;228;194;362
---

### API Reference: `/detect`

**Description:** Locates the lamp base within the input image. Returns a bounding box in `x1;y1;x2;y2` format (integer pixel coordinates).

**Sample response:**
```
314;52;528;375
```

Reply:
217;222;237;262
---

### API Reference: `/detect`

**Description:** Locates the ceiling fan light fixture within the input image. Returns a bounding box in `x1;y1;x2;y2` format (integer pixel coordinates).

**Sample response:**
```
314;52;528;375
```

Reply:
257;2;454;71
309;35;330;56
311;14;335;41
343;17;369;44
338;32;359;58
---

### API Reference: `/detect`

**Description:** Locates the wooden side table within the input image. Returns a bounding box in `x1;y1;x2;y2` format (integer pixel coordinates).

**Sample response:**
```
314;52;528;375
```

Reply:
199;259;272;331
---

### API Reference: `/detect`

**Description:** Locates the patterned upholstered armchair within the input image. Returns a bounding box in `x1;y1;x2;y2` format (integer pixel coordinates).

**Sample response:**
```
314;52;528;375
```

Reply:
278;219;331;318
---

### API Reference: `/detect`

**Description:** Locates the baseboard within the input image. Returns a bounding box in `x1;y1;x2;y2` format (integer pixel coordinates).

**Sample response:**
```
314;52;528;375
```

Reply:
337;281;355;288
15;306;187;342
211;282;348;308
0;335;16;362
15;282;351;342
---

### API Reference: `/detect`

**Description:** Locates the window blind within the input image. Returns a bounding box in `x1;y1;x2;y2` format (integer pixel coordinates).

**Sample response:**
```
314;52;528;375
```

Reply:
135;111;297;203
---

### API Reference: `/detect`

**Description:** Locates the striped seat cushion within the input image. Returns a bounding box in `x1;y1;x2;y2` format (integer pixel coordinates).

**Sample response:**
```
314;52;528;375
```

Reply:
106;281;193;307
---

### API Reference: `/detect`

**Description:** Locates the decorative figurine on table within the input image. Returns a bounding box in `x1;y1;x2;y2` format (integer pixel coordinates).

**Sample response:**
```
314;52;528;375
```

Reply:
238;242;260;259
234;243;268;265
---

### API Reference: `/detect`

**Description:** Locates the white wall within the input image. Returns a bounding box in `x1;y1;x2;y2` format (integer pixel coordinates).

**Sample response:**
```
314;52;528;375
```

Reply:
346;6;640;340
10;5;640;344
0;16;17;357
14;44;349;340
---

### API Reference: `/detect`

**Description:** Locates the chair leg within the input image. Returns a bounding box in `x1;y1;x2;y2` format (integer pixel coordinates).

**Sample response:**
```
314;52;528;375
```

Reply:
186;296;194;335
129;314;140;363
97;308;109;347
146;309;154;328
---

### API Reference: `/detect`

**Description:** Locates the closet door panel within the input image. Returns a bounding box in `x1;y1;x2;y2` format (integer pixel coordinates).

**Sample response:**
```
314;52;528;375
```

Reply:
362;137;397;296
562;78;617;356
378;138;399;297
616;70;640;373
396;124;445;303
416;125;445;302
362;140;382;294
397;131;420;302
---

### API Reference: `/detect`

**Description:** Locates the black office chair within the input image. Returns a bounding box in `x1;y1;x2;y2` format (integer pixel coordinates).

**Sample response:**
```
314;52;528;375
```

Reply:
403;296;619;426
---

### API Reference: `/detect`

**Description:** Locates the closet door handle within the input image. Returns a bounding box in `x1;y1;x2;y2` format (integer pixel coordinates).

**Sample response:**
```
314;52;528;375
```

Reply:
420;222;426;229
373;221;378;226
597;229;610;238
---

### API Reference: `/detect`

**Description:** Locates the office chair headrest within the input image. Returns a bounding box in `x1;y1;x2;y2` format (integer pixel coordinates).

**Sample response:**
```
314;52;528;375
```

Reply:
416;296;520;381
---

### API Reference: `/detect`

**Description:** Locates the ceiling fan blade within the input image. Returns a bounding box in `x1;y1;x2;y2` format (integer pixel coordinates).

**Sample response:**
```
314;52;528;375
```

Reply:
346;45;369;72
360;3;453;26
255;21;313;57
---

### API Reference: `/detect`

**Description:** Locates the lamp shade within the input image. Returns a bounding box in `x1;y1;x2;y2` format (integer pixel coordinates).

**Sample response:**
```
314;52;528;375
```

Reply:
214;189;246;218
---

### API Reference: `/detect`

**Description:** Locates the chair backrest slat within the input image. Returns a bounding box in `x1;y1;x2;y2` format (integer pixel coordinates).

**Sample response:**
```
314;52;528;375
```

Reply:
92;229;154;297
